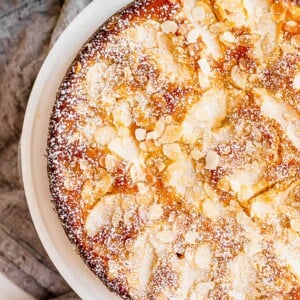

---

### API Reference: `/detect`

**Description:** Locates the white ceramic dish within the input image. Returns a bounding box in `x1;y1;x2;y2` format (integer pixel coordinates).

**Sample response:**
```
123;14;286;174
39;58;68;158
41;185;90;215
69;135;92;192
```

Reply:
21;1;131;298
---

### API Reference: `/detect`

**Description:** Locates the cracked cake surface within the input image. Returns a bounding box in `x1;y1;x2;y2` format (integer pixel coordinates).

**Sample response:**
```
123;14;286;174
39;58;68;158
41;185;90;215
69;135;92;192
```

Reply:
47;0;300;298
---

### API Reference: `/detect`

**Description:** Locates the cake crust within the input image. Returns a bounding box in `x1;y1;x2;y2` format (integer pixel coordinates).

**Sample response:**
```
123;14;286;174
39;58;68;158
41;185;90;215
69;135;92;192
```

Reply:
48;0;300;299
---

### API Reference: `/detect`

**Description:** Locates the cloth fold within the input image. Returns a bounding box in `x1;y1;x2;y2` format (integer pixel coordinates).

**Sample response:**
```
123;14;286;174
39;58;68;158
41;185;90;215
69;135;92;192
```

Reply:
0;0;91;298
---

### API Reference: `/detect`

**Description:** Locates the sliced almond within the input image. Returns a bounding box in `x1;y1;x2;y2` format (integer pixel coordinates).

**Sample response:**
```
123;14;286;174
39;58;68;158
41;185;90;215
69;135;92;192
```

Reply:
283;21;300;34
198;57;211;75
94;173;113;198
293;73;300;90
108;137;139;163
139;140;157;152
113;102;132;127
105;154;118;173
136;26;148;43
165;160;195;195
135;128;147;141
291;34;300;49
137;182;148;195
187;29;201;44
192;6;206;22
291;218;300;232
192;2;216;25
146;130;160;141
148;204;163;220
251;200;273;219
202;198;223;219
209;22;231;34
107;260;119;279
185;231;199;243
162;143;182;160
231;65;248;89
161;20;178;34
158;124;182;144
198;71;210;89
85;194;120;234
194;244;212;269
156;229;177;243
94;126;116;145
288;7;300;22
82;180;93;204
117;127;130;137
205;151;219;170
191;149;205;160
219;31;236;45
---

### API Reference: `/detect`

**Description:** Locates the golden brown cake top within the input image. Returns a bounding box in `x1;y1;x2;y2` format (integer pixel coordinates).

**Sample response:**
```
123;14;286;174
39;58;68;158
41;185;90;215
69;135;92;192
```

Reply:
48;0;300;298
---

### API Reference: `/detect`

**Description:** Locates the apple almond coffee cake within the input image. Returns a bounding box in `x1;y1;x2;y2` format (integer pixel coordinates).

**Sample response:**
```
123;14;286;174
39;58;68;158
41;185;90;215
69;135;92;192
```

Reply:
47;0;300;298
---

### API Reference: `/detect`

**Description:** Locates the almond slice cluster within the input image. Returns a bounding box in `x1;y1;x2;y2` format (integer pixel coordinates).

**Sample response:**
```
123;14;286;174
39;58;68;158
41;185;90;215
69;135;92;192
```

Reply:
48;0;300;298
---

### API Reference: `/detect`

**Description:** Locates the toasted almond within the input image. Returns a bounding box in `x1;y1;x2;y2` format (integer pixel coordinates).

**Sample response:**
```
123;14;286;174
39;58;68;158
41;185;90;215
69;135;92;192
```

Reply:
139;140;157;152
185;231;199;243
291;218;300;232
161;20;178;34
136;26;148;42
209;22;230;34
162;143;182;160
148;204;163;220
113;101;132;127
117;127;130;137
146;130;158;140
82;180;93;204
157;161;165;172
156;229;177;243
107;260;119;279
135;128;147;141
94;173;112;198
288;7;300;22
158;125;182;144
193;2;216;25
251;201;273;219
109;137;140;163
198;58;211;75
137;182;148;195
198;71;210;89
231;65;248;89
187;29;201;44
219;31;236;44
283;21;300;34
105;154;118;172
191;149;205;160
192;6;206;22
94;126;116;145
205;151;219;170
85;194;119;233
194;244;212;268
293;73;300;90
202;198;223;219
291;34;300;48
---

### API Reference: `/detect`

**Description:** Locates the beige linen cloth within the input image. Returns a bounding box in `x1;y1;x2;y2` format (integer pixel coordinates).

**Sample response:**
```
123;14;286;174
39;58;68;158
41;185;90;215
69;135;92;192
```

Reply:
0;1;94;298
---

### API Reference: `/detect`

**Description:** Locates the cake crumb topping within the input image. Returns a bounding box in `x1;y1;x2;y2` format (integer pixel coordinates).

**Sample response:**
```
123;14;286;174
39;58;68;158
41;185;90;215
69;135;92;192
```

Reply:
48;0;300;299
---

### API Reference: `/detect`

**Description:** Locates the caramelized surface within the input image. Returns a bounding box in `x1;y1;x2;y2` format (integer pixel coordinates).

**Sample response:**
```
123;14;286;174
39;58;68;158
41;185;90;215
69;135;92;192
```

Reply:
48;0;300;299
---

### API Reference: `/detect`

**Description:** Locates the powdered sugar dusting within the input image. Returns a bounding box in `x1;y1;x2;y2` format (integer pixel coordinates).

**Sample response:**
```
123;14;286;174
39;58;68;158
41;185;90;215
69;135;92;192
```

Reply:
48;0;300;298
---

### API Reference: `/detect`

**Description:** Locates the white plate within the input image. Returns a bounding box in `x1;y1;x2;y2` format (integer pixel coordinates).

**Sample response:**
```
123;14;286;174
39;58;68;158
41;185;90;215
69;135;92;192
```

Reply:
21;1;131;299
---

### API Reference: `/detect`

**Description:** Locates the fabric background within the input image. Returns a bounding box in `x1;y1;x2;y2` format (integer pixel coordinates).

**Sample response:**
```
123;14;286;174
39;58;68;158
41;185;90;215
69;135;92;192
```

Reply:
0;0;92;298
